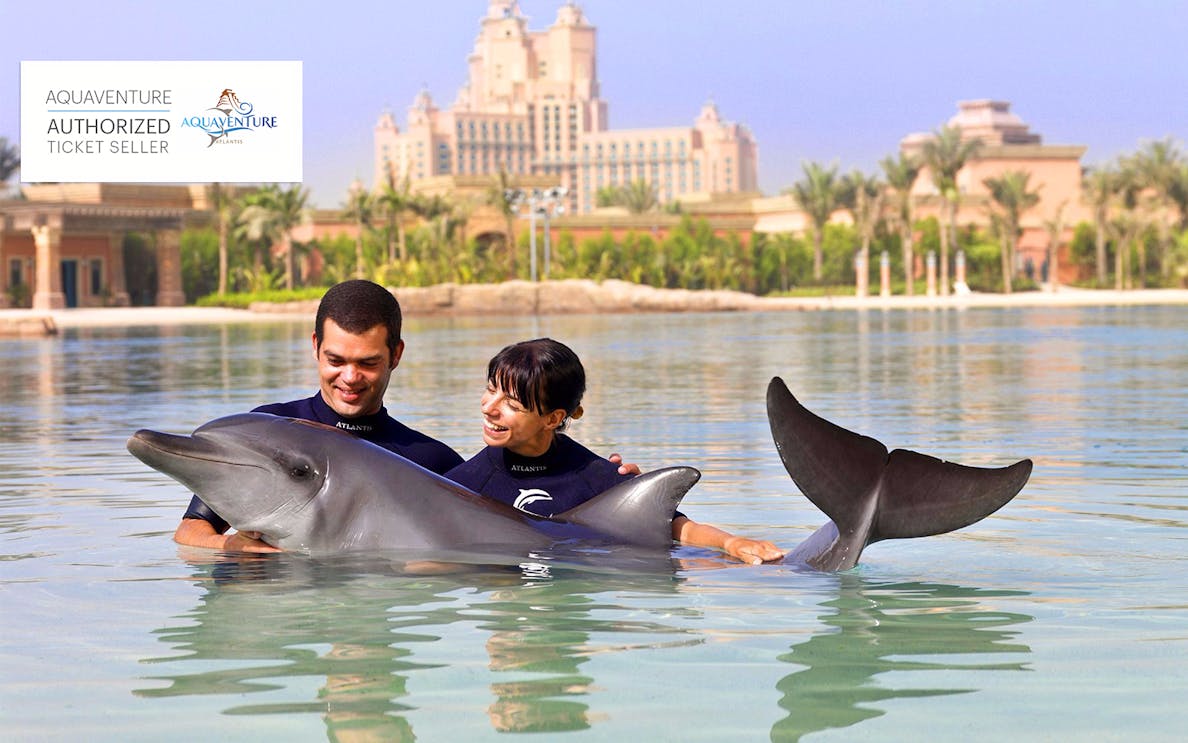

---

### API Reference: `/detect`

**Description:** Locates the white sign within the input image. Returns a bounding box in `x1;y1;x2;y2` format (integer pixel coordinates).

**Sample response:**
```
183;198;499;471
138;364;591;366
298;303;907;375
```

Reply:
20;60;302;183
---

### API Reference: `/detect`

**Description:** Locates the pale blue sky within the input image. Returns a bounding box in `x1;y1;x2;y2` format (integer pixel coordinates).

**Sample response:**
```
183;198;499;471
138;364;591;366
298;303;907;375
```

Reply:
4;0;1185;207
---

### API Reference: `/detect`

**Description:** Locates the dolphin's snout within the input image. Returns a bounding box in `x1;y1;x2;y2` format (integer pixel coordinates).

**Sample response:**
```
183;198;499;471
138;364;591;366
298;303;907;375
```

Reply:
126;428;222;466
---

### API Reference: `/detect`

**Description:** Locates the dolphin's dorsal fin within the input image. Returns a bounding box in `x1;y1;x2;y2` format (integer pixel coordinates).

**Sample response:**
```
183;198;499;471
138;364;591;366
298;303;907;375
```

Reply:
556;467;701;548
767;377;1032;570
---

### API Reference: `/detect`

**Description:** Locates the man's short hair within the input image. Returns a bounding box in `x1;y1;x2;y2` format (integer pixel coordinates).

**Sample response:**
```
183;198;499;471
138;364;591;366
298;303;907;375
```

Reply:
314;280;403;355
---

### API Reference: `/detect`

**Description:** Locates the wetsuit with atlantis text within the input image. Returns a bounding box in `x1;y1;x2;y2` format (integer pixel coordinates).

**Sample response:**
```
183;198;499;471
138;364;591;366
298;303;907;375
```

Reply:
181;393;462;532
446;434;635;518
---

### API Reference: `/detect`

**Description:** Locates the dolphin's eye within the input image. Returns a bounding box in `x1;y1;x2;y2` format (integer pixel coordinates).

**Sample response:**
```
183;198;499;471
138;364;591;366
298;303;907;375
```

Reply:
289;464;313;480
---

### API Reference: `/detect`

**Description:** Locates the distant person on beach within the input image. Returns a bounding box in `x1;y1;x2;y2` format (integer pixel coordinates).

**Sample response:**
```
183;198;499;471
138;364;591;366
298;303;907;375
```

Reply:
446;338;786;564
173;280;636;552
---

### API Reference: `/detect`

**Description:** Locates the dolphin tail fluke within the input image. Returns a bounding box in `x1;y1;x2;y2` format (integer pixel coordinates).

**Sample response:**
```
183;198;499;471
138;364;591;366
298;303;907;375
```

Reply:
558;466;701;549
766;377;888;521
766;377;1031;571
877;449;1031;539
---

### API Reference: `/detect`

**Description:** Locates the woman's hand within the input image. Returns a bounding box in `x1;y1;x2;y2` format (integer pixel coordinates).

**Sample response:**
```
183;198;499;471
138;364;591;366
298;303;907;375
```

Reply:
608;452;642;476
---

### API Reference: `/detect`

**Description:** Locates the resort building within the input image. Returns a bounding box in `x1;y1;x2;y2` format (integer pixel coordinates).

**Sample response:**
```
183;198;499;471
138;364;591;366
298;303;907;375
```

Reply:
901;100;1089;274
0;184;201;309
750;99;1090;283
373;1;758;214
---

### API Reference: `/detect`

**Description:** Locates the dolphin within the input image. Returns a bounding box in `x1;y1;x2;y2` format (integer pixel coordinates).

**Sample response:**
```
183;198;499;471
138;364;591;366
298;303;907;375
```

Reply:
127;414;699;555
127;381;1032;571
767;377;1032;571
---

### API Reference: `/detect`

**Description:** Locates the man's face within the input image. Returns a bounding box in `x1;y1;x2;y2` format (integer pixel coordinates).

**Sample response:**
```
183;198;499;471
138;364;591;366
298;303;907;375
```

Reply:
313;319;404;418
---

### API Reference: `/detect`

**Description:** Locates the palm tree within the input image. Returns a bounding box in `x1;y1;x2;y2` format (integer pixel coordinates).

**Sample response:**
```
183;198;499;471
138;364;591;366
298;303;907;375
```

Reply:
237;184;310;290
342;181;375;279
1170;161;1188;230
595;185;622;208
880;152;922;295
840;170;884;297
205;183;236;296
1131;137;1186;282
787;161;842;282
983;170;1040;293
921;125;982;295
1107;165;1144;290
487;169;519;279
377;169;413;263
412;193;456;253
0;138;18;193
621;180;659;214
1083;165;1120;287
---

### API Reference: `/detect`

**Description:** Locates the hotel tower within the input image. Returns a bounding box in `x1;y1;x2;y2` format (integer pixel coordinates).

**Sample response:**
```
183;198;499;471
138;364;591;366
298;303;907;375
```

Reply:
373;1;758;214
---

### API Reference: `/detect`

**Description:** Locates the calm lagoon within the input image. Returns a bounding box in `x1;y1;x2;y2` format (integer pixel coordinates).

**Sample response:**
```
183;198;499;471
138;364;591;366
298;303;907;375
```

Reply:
1;305;1185;741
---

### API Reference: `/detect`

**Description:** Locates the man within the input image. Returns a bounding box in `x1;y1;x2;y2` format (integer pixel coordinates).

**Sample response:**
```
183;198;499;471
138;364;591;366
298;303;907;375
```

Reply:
174;279;464;552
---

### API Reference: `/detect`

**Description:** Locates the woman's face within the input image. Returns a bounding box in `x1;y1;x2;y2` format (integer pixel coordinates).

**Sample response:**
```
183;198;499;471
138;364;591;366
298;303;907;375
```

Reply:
480;382;566;457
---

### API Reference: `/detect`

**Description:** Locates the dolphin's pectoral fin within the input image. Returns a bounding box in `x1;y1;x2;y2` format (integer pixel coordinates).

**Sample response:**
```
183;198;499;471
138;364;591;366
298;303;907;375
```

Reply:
875;450;1032;540
557;466;701;548
767;377;1033;571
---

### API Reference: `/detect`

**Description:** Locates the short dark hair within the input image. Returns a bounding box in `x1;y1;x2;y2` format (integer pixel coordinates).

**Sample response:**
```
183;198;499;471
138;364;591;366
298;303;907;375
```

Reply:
488;338;585;424
314;280;402;355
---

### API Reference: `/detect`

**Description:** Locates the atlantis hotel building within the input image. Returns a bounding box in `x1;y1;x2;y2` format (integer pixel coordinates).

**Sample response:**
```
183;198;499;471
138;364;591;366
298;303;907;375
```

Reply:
373;1;758;213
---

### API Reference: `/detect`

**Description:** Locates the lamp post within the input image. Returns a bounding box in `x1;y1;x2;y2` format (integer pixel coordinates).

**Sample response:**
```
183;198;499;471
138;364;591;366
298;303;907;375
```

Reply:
504;186;568;281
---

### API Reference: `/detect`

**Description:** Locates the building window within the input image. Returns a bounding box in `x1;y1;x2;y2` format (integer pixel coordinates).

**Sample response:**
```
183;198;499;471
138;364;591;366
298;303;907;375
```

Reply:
10;257;23;288
538;60;548;78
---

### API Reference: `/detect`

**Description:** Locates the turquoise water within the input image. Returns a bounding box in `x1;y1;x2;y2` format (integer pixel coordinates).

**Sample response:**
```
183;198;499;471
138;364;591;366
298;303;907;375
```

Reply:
1;306;1185;741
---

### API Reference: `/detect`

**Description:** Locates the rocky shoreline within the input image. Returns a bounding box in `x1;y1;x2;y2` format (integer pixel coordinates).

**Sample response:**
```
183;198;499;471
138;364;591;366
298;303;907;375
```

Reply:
257;279;1188;318
3;279;1187;335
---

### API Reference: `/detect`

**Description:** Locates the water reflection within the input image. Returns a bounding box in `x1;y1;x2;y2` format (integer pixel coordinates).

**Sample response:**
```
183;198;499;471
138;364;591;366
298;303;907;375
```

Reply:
136;553;696;739
770;576;1033;741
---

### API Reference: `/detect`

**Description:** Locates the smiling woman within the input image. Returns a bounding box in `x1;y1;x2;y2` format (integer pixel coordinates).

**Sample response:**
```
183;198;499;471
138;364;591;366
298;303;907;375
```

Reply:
445;337;787;564
447;338;626;518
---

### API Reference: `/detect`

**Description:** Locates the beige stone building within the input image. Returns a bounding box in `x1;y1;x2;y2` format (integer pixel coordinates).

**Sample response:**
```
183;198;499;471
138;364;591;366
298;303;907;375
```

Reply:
903;99;1088;277
373;1;758;214
753;100;1089;282
0;184;203;309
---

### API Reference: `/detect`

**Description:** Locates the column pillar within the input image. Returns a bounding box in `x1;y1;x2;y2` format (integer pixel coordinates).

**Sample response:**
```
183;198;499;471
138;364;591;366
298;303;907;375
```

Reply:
31;224;65;310
108;232;131;306
879;250;891;297
155;229;186;306
926;250;937;298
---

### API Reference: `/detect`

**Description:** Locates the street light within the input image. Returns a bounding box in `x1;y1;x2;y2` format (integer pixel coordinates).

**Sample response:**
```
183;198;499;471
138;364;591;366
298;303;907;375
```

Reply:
505;186;568;281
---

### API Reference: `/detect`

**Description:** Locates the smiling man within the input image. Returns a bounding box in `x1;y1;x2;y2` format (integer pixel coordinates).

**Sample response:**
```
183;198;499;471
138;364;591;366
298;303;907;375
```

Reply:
173;279;463;552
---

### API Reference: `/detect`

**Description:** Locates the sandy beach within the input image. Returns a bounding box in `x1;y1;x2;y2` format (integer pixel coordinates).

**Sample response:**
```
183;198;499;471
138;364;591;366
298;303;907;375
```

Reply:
2;279;1186;335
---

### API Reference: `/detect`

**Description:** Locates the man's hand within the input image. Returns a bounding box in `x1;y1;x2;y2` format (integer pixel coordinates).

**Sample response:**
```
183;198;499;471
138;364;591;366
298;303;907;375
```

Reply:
175;518;280;552
224;530;282;553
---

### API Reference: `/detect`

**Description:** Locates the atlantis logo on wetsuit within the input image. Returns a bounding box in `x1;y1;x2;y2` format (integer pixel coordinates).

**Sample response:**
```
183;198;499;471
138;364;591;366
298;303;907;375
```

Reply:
336;421;374;433
509;463;547;473
514;488;553;512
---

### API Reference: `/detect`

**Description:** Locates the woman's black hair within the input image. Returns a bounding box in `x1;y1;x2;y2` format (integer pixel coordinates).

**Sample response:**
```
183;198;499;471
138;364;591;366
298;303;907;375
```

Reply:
488;338;585;425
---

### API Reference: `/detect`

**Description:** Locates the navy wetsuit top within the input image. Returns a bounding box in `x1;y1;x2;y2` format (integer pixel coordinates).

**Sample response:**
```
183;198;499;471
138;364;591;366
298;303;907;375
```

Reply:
446;434;634;518
182;393;462;532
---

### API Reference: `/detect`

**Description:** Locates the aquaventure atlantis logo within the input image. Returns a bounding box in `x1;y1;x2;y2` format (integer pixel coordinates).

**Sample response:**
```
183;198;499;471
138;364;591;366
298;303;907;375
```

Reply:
181;88;279;148
21;61;302;183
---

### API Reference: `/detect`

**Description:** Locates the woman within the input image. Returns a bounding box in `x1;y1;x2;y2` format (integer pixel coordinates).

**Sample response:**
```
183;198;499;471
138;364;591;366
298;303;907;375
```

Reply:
447;338;785;565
